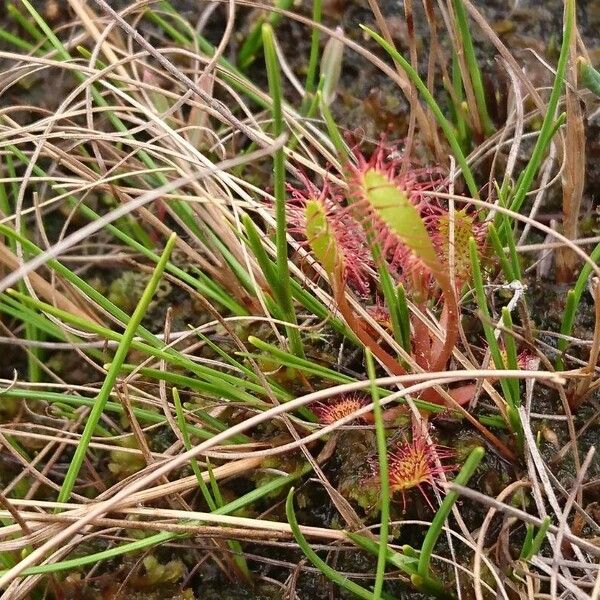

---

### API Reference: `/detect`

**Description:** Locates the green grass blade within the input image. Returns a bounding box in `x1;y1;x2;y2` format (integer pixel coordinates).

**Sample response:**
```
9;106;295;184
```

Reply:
112;364;267;406
525;516;551;560
487;223;515;281
173;388;217;509
10;3;46;44
5;288;270;403
304;0;323;100
0;26;34;50
1;388;248;443
366;350;389;600
56;234;177;505
450;52;469;152
17;0;255;311
557;242;600;369
360;25;478;199
1;466;309;578
557;289;577;370
469;238;519;424
501;307;520;407
262;23;304;358
0;170;42;382
318;90;350;160
579;58;600;96
395;284;411;353
372;240;409;352
242;214;279;288
416;446;484;579
247;336;446;414
238;0;294;69
450;0;494;136
286;488;376;600
507;0;574;216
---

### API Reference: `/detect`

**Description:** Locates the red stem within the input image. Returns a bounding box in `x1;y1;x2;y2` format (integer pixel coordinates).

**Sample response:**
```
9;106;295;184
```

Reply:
430;272;459;372
332;276;406;377
412;302;432;370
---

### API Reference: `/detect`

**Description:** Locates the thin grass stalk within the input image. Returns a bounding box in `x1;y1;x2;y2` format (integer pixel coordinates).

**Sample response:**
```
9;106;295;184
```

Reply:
0;467;310;578
0;295;83;346
20;0;255;305
0;178;245;316
506;0;574;218
262;23;304;358
0;387;240;441
242;214;278;287
238;0;294;69
366;350;389;600
360;25;479;199
395;284;412;353
0;174;41;383
450;52;469;151
0;26;33;50
319;90;351;160
247;336;446;413
9;3;46;43
526;515;552;559
519;516;551;561
304;0;323;100
487;223;516;281
347;531;450;597
493;185;522;279
173;388;251;579
416;446;484;580
147;3;266;108
5;289;270;403
450;0;494;136
501;307;520;409
112;365;266;405
557;289;577;370
370;235;409;353
195;330;283;394
469;238;523;447
379;262;410;354
504;217;522;280
56;233;177;505
556;240;600;370
286;488;376;600
242;217;348;329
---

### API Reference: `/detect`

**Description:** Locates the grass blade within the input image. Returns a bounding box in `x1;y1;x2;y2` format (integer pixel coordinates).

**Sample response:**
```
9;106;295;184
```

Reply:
416;446;484;579
286;488;376;600
56;234;177;505
360;25;478;199
262;23;304;358
450;0;494;136
366;349;389;600
506;0;575;217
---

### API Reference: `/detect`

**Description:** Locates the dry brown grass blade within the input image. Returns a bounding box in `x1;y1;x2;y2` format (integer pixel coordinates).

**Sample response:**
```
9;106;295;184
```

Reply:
570;277;600;409
462;0;544;111
557;4;585;283
0;370;566;588
366;0;442;159
67;0;130;81
0;243;99;323
1;3;598;597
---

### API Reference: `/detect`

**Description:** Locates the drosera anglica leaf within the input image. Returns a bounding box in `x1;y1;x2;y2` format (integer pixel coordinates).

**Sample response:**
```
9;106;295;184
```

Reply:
304;199;340;275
